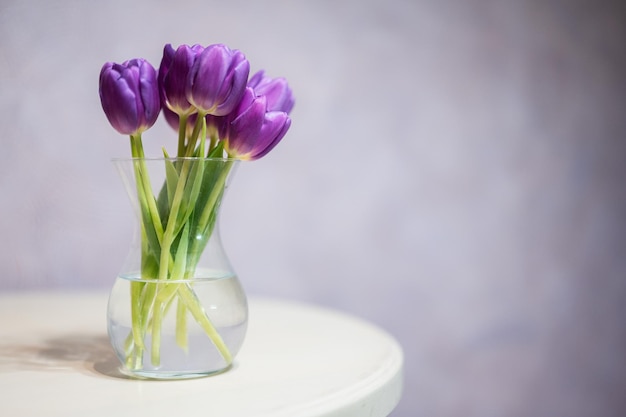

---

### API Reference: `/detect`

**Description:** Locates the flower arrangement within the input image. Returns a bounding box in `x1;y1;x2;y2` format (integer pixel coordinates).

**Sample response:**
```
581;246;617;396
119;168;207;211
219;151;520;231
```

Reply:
99;43;294;372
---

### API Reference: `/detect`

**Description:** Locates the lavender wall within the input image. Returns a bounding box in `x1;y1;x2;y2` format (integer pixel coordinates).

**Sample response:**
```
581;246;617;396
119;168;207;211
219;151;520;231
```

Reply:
1;1;625;415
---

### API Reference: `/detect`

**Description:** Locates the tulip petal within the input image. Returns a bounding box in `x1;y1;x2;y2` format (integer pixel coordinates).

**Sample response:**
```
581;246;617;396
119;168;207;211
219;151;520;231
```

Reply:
226;96;266;157
247;70;295;114
100;67;139;134
187;46;227;112
214;54;250;116
249;112;291;160
187;44;249;116
162;45;198;114
138;61;161;128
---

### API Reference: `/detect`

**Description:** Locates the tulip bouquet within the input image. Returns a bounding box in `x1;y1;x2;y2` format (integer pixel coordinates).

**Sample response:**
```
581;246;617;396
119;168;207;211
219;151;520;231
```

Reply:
99;43;294;371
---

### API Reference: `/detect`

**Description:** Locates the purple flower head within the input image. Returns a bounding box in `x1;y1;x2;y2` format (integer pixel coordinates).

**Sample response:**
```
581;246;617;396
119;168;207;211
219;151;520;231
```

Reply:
159;44;204;116
186;44;250;116
99;58;160;135
223;87;291;160
248;70;295;114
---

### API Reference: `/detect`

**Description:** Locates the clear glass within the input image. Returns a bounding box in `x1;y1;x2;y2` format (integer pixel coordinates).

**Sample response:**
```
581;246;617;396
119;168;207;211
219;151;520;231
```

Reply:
107;158;247;379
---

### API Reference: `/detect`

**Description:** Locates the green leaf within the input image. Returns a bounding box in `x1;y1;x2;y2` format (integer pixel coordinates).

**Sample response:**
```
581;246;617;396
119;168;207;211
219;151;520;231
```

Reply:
183;158;205;218
171;222;190;280
164;158;179;209
169;158;205;238
207;140;224;158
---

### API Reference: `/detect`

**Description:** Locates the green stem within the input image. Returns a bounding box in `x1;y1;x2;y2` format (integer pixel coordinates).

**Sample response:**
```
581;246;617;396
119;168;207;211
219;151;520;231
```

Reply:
157;161;193;280
185;112;206;157
177;114;189;158
152;221;190;362
127;133;166;365
150;283;179;365
130;134;164;244
176;297;188;351
199;117;206;157
178;283;232;365
130;279;145;350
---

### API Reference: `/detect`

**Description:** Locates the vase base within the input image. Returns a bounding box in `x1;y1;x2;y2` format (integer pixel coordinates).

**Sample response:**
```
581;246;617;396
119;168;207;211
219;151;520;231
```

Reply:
119;364;233;380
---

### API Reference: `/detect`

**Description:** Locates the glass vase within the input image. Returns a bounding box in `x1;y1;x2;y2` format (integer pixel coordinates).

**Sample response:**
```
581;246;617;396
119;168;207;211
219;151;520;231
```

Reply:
107;157;247;379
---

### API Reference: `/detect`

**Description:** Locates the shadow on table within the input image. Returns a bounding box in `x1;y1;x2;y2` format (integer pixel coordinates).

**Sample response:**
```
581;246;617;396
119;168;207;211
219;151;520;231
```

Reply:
0;333;130;379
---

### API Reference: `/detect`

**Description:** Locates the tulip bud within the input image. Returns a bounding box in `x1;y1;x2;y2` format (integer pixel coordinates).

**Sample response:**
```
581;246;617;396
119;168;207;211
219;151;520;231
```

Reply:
186;44;250;116
248;70;295;114
223;87;291;160
99;59;160;135
159;44;204;116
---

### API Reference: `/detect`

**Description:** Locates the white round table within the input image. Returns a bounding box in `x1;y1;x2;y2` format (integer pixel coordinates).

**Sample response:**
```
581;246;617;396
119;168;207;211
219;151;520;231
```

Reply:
0;292;403;417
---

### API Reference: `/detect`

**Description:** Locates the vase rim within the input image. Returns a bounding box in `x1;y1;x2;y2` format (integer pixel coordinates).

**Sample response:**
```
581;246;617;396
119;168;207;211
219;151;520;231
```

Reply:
111;156;240;162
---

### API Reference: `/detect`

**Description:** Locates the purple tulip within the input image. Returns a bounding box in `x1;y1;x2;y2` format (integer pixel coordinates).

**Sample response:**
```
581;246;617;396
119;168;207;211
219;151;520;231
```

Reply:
186;44;250;116
99;59;160;135
248;70;295;114
223;87;291;160
159;44;204;116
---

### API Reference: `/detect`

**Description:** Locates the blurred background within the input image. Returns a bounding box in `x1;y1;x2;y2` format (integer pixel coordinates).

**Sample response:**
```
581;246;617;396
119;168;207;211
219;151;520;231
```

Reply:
1;0;625;415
